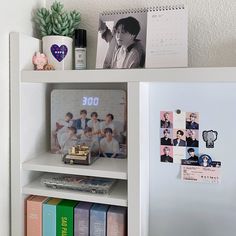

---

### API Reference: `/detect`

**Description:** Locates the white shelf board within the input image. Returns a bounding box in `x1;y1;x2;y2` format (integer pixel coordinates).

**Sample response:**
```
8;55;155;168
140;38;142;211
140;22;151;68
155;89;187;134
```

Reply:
21;67;236;83
22;178;127;207
22;153;127;180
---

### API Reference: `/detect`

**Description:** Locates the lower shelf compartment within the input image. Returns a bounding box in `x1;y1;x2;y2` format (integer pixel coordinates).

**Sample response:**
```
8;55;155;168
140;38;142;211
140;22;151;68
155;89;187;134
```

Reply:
22;178;127;207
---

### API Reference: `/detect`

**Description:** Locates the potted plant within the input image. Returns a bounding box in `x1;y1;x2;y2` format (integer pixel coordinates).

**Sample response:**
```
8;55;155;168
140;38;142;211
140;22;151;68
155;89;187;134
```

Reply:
35;1;80;70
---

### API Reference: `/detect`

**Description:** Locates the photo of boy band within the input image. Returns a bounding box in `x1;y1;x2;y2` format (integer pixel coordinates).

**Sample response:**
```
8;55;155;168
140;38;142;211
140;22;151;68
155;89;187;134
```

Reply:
160;111;200;164
96;11;147;69
51;90;127;158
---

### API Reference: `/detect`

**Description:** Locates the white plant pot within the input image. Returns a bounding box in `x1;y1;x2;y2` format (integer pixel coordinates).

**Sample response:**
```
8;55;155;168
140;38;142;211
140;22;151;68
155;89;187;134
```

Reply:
42;35;73;70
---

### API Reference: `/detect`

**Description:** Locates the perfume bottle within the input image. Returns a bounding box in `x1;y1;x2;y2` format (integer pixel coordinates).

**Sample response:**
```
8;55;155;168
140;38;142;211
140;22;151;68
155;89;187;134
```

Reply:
74;29;87;69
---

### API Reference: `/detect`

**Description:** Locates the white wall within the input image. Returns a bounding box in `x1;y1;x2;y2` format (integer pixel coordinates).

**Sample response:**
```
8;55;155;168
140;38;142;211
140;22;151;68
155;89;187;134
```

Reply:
47;0;236;69
0;1;44;235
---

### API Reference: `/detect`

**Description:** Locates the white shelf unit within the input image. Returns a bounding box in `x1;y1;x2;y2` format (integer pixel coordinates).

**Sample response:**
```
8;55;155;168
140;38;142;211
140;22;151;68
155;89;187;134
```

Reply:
11;33;236;236
10;33;149;236
22;153;127;179
22;179;127;207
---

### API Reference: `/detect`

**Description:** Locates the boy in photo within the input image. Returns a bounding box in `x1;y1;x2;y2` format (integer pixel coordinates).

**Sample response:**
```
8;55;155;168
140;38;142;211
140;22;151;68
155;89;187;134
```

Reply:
100;128;120;158
161;129;172;145
72;109;90;136
160;146;173;163
99;16;145;68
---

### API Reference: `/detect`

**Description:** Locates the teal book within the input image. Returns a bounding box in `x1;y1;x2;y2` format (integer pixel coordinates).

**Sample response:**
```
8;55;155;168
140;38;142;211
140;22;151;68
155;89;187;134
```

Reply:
43;198;61;236
90;203;109;236
56;199;78;236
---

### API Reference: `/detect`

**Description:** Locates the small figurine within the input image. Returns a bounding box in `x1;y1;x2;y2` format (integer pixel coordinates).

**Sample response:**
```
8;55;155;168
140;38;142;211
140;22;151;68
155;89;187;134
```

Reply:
32;52;48;70
43;64;55;70
63;144;98;165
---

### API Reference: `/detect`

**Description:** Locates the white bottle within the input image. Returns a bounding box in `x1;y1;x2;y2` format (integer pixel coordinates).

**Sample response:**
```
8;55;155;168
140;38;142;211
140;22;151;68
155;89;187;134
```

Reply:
74;29;87;70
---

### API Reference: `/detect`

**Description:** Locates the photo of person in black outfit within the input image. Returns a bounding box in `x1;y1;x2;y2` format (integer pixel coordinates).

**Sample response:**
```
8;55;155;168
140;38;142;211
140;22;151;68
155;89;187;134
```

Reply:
161;146;173;163
161;128;172;145
186;129;199;147
173;130;186;146
186;112;199;129
187;148;199;162
160;112;173;128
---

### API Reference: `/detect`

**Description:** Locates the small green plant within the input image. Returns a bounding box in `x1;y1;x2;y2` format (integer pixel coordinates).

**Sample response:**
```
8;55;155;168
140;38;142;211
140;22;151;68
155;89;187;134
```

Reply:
35;1;81;38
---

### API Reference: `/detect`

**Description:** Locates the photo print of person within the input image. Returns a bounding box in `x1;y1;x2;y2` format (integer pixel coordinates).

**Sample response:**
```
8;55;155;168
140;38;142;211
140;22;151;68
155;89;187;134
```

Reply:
160;146;173;163
186;112;199;130
160;111;173;128
96;10;147;69
186;129;199;147
173;129;186;147
160;128;173;146
186;147;199;162
51;90;127;159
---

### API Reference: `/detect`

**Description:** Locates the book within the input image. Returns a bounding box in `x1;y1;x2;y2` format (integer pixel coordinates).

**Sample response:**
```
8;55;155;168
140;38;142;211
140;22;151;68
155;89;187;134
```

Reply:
107;206;127;236
74;202;93;236
96;5;187;69
41;173;117;194
90;204;109;236
43;198;61;236
26;195;48;236
56;199;78;236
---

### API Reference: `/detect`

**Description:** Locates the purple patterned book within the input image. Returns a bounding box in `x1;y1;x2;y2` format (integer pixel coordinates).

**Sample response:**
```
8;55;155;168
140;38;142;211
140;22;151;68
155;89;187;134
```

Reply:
90;204;109;236
107;206;127;236
74;202;93;236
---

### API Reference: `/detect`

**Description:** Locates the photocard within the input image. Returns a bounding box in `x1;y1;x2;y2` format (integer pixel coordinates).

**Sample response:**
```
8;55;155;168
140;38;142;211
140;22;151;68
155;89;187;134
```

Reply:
160;128;173;146
160;145;173;163
186;129;199;147
173;129;186;147
186;147;199;161
186;112;199;130
160;111;173;128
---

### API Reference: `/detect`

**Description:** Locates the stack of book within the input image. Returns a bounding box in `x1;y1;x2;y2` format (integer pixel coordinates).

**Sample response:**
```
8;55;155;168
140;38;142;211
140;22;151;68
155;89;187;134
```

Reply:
26;195;127;236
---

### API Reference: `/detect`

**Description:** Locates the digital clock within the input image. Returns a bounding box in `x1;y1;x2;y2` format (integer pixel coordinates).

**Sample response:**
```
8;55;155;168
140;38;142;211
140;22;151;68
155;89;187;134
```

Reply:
82;96;99;106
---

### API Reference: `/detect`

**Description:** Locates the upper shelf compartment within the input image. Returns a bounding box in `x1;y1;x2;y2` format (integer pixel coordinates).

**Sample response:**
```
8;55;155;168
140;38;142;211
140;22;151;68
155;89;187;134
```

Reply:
21;67;236;83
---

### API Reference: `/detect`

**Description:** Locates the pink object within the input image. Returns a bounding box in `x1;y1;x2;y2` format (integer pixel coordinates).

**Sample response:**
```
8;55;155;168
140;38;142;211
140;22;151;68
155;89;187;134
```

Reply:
32;52;48;70
26;195;48;236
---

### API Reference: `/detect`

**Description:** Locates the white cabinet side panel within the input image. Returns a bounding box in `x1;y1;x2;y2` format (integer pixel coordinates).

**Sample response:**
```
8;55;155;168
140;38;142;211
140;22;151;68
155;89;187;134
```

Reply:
10;33;41;236
128;82;140;236
128;82;149;236
140;82;150;236
149;82;236;236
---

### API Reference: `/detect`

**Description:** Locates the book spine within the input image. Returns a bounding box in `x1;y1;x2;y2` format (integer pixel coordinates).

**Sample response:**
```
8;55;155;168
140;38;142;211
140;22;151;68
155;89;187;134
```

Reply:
74;208;90;236
90;209;107;236
43;204;56;236
57;206;74;236
107;210;127;236
27;198;45;236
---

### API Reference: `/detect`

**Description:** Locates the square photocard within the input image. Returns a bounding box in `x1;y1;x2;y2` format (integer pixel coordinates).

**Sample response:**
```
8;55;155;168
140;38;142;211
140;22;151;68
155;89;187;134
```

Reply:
173;129;186;147
186;112;199;130
160;128;173;146
186;129;199;147
160;111;173;128
186;147;199;161
160;145;173;163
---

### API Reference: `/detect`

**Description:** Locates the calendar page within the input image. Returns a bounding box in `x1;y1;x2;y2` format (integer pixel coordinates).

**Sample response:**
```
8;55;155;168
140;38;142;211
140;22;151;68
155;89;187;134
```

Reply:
145;6;188;68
